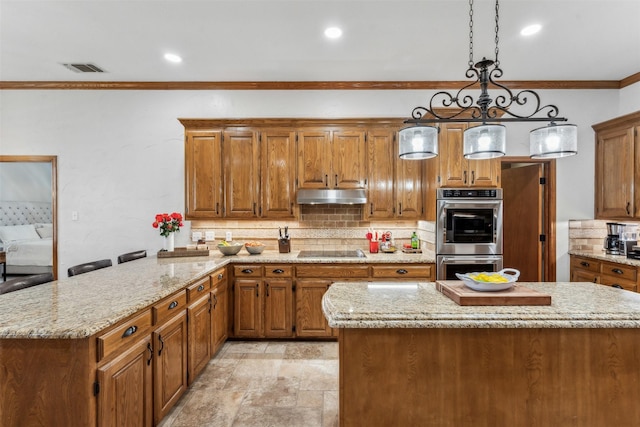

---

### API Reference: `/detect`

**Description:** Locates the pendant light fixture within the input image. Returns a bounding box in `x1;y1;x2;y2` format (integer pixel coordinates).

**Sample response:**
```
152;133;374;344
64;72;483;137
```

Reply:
401;0;577;160
398;125;439;159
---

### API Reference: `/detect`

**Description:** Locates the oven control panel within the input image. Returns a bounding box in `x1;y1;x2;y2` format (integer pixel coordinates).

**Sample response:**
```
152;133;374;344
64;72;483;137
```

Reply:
438;189;502;199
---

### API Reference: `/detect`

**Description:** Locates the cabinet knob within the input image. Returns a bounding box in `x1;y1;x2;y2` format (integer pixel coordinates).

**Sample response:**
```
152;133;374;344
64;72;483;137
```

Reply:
612;268;624;275
168;301;179;309
218;273;224;279
242;269;253;274
612;284;623;289
396;269;409;275
197;284;205;292
580;261;590;267
273;269;285;274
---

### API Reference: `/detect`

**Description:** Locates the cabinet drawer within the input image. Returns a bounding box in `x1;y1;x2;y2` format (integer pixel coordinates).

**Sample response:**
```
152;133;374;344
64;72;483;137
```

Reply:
296;265;370;279
187;276;211;302
234;265;263;277
600;274;637;292
153;290;187;324
570;256;600;273
264;265;293;277
97;309;152;362
211;267;226;286
371;265;433;280
600;261;637;281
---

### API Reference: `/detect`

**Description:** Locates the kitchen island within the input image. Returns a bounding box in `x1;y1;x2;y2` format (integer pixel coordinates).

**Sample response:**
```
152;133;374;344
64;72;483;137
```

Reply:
323;281;640;427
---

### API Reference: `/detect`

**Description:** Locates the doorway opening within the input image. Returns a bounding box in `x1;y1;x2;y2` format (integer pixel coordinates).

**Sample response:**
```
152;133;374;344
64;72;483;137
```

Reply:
501;157;556;282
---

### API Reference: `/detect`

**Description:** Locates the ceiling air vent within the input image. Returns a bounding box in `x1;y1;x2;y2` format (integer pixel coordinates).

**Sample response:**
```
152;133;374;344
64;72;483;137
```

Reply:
62;63;106;73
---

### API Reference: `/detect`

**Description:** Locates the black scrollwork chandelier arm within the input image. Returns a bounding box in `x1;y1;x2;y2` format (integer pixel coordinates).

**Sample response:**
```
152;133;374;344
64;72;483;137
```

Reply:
405;0;567;126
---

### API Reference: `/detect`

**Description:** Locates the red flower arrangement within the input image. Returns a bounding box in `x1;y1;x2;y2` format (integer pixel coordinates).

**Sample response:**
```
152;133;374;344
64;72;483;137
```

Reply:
152;212;183;237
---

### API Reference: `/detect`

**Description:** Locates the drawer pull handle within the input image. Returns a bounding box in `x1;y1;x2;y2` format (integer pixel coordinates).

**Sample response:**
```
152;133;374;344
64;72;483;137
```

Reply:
121;325;137;338
197;284;205;292
218;273;224;279
266;283;270;297
209;297;213;313
242;269;253;274
273;269;284;274
168;301;179;309
256;283;259;297
397;269;409;275
580;261;590;267
158;335;165;356
147;343;153;365
213;294;218;309
612;268;624;275
612;284;624;289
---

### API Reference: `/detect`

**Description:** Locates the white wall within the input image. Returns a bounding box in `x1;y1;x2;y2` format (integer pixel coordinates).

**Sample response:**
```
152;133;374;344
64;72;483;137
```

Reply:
0;88;634;278
620;81;640;116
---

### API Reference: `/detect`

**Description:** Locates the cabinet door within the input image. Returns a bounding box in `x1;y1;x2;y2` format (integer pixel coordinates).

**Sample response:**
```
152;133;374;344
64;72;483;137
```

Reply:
233;279;262;338
332;130;366;188
438;123;468;187
595;126;635;218
261;130;296;218
97;336;153;427
223;129;260;218
365;129;396;219
187;295;211;385
211;279;228;355
295;279;333;338
570;269;600;284
297;129;332;188
468;158;500;187
264;278;294;338
153;311;188;425
185;130;223;219
396;151;424;218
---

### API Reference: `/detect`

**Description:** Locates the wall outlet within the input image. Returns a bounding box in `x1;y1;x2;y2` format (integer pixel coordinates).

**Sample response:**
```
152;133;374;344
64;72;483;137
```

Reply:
205;231;215;241
191;231;203;242
71;211;78;221
225;231;232;241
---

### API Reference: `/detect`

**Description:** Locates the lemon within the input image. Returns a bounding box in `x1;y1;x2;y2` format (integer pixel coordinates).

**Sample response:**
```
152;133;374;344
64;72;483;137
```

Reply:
470;273;508;283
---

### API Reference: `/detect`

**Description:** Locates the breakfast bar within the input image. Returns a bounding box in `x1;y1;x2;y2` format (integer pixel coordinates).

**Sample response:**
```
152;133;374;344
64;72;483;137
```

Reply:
323;281;640;427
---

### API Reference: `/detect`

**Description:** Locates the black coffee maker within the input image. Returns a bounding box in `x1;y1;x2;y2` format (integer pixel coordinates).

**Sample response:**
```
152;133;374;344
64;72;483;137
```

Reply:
604;222;624;255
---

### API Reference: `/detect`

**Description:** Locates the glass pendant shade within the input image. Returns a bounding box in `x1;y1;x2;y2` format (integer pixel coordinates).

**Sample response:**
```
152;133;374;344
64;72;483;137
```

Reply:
398;126;438;159
463;124;506;159
530;123;578;158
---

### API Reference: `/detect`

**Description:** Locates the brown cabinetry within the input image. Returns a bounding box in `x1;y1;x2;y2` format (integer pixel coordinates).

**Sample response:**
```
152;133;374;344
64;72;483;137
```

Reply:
437;123;501;188
232;265;294;338
570;255;639;292
593;111;640;219
223;129;260;218
187;276;211;385
366;129;424;219
152;292;188;424
261;129;296;218
297;129;366;189
185;129;223;219
211;268;229;355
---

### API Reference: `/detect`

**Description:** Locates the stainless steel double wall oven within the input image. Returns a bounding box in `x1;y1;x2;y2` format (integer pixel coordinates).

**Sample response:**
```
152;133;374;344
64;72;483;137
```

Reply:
436;188;503;280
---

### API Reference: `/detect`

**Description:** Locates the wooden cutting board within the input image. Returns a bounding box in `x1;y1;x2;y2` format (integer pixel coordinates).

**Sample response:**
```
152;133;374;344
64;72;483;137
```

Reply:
436;281;552;306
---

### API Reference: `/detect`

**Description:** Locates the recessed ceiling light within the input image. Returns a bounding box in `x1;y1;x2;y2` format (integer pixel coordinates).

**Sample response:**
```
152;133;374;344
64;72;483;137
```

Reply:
164;53;182;63
324;27;343;39
521;24;542;36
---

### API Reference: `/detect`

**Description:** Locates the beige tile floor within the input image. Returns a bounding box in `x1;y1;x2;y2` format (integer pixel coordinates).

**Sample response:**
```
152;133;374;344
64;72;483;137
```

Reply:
158;341;339;427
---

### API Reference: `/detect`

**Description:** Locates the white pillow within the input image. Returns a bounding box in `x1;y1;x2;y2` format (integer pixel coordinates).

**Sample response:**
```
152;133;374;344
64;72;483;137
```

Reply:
0;224;41;242
36;224;54;238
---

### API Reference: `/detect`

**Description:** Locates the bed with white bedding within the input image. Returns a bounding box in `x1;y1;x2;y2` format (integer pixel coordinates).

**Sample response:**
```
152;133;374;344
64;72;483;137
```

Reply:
0;202;53;275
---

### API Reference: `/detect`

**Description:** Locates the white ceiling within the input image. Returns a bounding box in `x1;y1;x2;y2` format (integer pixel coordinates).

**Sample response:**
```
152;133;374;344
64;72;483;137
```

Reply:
1;0;639;83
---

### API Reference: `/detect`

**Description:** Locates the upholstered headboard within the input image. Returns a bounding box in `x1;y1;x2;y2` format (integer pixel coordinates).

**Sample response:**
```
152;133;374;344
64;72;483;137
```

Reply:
0;201;52;226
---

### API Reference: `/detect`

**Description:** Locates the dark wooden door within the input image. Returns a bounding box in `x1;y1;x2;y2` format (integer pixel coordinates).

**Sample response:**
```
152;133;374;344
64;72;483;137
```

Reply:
502;164;543;281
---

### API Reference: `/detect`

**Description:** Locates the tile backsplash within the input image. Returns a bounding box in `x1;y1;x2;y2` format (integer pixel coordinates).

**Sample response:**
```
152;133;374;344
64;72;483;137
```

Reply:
192;205;435;252
569;219;640;252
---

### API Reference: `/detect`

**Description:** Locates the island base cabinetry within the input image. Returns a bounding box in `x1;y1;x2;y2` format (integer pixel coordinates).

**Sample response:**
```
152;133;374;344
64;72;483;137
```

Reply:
339;327;640;427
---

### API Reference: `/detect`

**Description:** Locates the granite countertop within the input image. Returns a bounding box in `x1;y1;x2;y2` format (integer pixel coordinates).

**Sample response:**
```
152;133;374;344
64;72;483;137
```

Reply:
569;249;640;267
0;250;436;339
322;281;640;329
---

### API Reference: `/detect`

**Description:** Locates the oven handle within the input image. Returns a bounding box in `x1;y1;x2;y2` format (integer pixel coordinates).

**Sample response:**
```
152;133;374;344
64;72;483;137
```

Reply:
439;256;503;263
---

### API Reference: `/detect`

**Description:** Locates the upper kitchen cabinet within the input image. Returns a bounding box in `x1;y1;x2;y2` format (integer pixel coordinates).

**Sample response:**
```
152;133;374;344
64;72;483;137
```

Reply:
223;129;260;218
365;128;424;220
261;130;296;218
184;129;223;219
594;111;640;219
297;129;366;189
437;122;501;188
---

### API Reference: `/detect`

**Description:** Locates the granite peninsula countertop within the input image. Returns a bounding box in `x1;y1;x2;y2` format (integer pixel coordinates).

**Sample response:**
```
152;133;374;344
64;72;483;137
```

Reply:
322;281;640;329
0;249;435;339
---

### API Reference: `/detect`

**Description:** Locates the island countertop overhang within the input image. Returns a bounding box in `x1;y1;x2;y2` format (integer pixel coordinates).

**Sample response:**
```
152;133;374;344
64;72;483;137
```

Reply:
322;281;640;329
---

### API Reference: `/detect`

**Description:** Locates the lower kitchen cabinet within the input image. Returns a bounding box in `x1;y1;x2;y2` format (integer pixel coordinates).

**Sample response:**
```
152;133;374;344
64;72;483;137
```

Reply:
295;279;334;337
152;293;188;425
97;335;154;427
187;294;212;385
211;268;229;355
233;265;294;338
570;255;639;292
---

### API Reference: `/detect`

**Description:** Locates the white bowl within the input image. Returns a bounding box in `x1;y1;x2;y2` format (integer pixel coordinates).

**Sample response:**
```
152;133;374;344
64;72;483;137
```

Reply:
455;268;520;292
217;243;243;256
245;244;265;255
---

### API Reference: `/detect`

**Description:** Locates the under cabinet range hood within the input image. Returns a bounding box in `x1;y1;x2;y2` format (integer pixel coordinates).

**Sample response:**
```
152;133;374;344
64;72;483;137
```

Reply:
296;189;367;205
